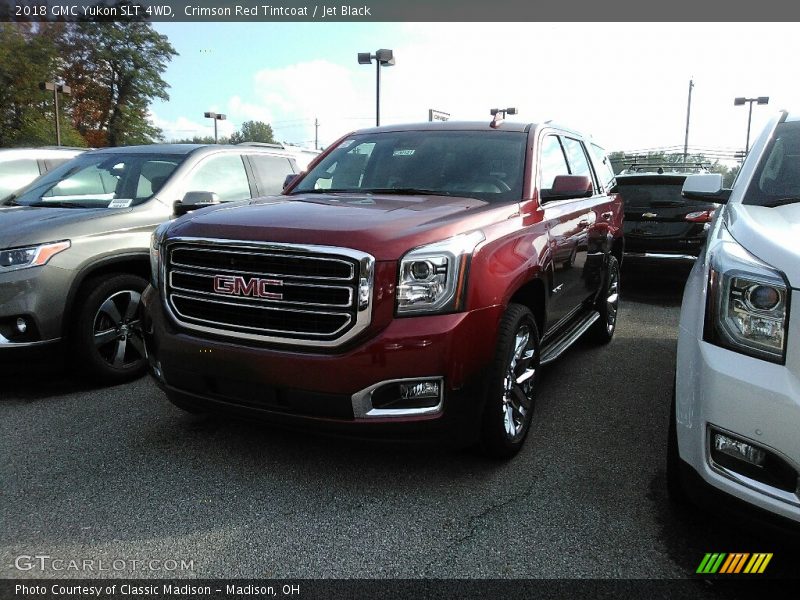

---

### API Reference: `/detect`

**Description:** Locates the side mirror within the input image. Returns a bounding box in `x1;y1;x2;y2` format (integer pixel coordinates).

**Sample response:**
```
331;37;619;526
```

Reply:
540;175;593;202
682;174;731;204
283;173;299;190
173;191;221;217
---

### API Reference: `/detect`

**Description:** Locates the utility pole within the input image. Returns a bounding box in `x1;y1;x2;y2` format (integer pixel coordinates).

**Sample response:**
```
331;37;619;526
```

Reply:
683;78;694;164
314;117;319;150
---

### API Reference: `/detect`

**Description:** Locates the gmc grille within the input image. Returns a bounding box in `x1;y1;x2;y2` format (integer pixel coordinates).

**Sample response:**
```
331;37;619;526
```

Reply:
163;239;375;347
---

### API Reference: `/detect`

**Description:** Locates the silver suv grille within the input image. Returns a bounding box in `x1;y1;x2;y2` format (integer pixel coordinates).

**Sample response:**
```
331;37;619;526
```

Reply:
163;238;374;347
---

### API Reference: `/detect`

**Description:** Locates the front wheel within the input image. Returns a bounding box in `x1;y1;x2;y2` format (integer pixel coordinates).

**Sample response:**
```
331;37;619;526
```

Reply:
590;255;620;344
72;274;149;384
480;303;540;459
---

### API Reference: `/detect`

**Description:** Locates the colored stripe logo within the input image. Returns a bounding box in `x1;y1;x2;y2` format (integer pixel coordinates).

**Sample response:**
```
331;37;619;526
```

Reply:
696;553;772;574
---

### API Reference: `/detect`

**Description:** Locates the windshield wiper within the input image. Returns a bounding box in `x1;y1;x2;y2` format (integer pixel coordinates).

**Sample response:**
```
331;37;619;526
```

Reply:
762;196;800;208
27;201;94;209
292;188;453;196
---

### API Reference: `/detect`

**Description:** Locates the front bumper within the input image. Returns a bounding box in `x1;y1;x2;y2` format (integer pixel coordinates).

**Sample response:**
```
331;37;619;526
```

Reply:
676;325;800;524
142;285;503;443
0;264;72;349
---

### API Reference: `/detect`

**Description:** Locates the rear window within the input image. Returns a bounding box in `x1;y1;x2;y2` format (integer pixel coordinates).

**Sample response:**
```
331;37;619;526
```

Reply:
615;177;686;208
745;120;800;206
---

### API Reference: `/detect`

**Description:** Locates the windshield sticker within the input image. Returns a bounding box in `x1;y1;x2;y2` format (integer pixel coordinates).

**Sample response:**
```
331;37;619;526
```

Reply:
339;139;355;148
393;149;415;156
108;199;132;209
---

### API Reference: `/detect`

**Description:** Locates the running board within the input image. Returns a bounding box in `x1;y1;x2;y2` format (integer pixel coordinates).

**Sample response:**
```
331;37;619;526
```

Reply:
540;311;600;366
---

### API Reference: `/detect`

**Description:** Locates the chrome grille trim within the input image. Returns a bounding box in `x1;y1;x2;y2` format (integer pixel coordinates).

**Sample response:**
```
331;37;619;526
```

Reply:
161;237;375;348
170;293;353;338
170;247;355;280
168;270;354;308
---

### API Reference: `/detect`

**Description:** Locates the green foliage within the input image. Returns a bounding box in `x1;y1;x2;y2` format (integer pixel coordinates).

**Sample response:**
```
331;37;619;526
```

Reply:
228;121;276;144
168;136;229;145
0;21;176;148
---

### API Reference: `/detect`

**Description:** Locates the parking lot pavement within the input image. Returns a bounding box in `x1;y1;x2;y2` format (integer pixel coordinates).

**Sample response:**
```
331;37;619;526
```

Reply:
1;265;797;590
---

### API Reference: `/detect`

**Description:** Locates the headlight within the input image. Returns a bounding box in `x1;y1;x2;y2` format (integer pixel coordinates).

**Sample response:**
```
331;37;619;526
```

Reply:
0;240;71;272
150;222;171;287
396;231;484;315
705;228;789;363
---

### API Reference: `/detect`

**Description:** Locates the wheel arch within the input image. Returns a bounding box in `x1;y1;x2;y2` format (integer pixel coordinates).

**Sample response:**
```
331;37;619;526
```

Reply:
63;253;151;339
507;277;547;337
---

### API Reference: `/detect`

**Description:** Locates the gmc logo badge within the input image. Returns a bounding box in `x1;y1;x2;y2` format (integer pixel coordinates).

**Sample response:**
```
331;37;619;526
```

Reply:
213;274;284;300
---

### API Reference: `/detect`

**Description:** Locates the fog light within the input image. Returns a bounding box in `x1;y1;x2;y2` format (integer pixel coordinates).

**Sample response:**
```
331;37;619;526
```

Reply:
15;317;27;334
714;432;766;466
400;380;440;400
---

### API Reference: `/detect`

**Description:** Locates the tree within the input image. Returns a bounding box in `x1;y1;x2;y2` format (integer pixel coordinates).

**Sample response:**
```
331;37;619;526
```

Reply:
61;20;177;146
229;121;276;145
169;135;228;145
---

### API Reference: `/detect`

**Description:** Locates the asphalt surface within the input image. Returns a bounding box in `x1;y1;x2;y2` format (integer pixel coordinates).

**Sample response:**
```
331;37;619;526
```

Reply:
2;264;798;593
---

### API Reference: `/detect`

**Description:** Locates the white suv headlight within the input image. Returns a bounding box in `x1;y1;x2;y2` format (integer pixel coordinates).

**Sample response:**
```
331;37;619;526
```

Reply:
705;228;789;363
396;231;484;315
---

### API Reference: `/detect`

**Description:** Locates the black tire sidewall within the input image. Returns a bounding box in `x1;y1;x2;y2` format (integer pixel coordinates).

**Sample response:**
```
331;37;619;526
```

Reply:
592;254;620;344
480;303;540;459
73;273;149;383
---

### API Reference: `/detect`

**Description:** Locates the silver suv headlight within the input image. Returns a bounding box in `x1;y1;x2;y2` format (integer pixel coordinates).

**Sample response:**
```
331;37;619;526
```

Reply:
396;231;484;316
0;240;71;272
705;227;789;363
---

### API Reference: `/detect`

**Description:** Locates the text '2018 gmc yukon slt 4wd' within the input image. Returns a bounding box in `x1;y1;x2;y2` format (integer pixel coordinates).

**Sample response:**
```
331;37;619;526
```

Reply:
142;120;624;457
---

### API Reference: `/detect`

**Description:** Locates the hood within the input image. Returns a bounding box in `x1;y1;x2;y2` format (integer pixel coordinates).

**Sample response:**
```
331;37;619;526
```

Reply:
0;206;129;249
726;202;800;288
169;193;514;260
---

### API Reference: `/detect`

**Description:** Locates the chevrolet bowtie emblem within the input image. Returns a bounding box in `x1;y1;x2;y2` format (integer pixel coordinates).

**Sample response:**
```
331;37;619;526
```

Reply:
642;212;658;218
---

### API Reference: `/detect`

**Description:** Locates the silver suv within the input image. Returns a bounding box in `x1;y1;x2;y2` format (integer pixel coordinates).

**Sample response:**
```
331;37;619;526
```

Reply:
0;147;86;200
0;143;300;383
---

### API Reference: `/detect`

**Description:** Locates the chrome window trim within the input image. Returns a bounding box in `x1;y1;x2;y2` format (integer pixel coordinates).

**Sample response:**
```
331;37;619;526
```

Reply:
351;376;444;419
168;270;354;308
161;237;374;348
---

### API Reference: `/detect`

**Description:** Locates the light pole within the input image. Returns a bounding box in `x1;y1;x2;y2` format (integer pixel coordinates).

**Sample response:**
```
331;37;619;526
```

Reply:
40;81;71;146
357;49;395;126
683;78;694;164
204;111;227;143
734;96;769;155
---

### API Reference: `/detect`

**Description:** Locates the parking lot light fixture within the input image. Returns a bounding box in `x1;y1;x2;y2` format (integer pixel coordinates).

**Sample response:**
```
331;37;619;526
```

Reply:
734;96;769;155
204;111;227;143
39;81;71;146
358;49;395;126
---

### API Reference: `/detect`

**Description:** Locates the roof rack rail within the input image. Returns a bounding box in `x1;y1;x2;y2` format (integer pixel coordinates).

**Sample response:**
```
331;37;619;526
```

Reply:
236;142;286;149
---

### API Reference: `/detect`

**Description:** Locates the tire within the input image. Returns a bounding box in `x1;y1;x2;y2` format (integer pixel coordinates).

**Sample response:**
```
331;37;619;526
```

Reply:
480;303;540;459
589;255;620;344
166;391;206;415
666;381;689;505
72;273;149;384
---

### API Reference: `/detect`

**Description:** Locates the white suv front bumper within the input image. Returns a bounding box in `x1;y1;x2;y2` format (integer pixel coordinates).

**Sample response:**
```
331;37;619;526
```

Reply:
676;265;800;523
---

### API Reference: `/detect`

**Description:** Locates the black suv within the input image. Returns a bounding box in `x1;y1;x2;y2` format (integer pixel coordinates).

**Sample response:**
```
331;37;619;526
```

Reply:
616;163;719;262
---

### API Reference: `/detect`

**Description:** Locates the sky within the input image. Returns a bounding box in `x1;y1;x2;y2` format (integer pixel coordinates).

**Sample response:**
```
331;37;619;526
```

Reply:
149;22;798;160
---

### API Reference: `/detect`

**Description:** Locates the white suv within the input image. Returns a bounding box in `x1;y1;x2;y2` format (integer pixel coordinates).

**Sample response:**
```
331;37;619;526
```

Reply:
669;110;800;529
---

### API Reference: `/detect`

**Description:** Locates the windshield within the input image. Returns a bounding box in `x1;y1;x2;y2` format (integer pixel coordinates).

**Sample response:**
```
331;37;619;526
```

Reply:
615;178;687;208
292;130;527;202
745;120;800;207
8;152;186;208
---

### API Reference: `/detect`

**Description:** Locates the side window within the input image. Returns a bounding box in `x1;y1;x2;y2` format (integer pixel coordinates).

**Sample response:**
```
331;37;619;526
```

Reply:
248;154;295;195
561;137;594;191
590;143;616;191
0;159;41;197
183;154;251;202
539;135;570;190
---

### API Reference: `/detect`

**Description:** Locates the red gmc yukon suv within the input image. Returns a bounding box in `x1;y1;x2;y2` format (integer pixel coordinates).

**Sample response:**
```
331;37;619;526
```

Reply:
142;120;624;457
